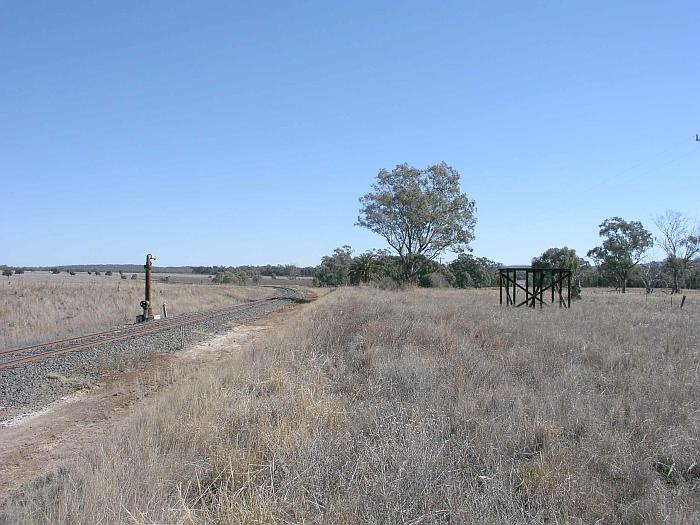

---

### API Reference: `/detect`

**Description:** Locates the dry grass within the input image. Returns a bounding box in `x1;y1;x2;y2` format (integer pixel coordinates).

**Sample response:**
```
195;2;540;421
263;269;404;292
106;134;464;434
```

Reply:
0;273;278;349
2;287;699;524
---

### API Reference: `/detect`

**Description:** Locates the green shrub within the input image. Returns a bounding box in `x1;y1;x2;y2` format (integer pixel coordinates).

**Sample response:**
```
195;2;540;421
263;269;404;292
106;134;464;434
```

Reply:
213;271;252;285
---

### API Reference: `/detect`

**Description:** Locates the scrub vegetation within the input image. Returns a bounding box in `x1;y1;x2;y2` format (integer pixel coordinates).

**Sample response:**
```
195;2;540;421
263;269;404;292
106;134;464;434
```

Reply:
3;287;698;523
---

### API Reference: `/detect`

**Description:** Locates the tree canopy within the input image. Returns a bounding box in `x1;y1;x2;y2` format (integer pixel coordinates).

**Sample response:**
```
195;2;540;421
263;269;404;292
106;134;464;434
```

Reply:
587;217;653;293
448;254;498;288
348;252;381;285
357;162;476;282
532;246;588;298
314;246;354;287
531;247;585;275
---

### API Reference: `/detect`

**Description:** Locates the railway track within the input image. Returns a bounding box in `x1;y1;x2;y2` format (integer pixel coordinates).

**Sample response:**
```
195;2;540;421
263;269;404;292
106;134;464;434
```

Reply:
0;287;303;372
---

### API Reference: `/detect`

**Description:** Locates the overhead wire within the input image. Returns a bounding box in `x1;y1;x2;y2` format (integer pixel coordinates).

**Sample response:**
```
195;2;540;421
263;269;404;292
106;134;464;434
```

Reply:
542;142;700;216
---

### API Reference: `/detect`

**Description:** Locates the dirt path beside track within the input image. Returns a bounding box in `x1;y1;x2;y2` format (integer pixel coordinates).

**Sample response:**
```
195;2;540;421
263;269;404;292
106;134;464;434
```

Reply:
0;302;308;504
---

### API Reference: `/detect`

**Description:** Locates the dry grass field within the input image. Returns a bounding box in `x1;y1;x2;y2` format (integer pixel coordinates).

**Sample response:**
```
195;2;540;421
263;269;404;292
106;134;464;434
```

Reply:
0;272;279;349
2;287;699;523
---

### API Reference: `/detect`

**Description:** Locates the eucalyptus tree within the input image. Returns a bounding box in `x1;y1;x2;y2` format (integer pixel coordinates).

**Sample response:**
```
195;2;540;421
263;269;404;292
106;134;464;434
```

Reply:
314;246;354;287
587;217;653;293
448;254;498;288
532;246;587;297
532;247;584;275
357;162;476;282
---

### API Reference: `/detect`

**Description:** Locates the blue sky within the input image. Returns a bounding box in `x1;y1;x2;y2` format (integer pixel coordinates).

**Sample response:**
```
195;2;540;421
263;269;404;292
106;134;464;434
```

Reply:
1;1;698;267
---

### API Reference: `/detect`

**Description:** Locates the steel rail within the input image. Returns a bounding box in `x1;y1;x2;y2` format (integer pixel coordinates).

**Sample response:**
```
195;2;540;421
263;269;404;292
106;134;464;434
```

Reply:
0;292;298;371
0;300;269;359
0;300;276;370
0;287;301;359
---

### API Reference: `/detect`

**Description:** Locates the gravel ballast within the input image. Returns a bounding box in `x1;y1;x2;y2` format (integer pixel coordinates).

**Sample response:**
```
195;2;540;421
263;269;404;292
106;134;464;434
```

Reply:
0;298;293;421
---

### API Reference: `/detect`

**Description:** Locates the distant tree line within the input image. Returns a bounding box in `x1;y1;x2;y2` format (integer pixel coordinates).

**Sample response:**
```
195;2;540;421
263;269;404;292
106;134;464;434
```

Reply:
211;270;262;285
192;264;315;278
311;207;699;292
7;264;195;274
313;246;500;289
312;241;700;292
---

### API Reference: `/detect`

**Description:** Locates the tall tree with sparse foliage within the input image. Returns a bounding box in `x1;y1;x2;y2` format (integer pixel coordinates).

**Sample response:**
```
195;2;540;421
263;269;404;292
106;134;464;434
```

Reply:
654;210;700;293
357;162;476;283
587;217;653;293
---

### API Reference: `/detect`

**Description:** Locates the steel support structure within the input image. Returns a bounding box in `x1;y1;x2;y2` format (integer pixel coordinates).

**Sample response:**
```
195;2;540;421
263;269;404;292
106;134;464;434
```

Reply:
499;267;572;308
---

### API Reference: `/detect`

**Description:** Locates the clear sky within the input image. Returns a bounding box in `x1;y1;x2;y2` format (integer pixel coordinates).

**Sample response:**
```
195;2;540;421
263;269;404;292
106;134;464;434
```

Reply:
1;1;698;267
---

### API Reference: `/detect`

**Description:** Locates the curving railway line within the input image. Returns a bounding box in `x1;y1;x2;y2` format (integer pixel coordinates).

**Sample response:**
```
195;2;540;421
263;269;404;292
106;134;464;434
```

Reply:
0;286;303;372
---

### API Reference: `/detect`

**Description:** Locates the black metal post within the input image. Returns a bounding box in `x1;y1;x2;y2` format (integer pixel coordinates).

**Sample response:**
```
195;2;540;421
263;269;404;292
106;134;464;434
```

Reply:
499;272;503;305
551;270;555;304
539;271;545;308
525;270;530;308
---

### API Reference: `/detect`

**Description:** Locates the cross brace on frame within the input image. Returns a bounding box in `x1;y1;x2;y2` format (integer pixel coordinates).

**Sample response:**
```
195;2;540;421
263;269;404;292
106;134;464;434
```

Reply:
499;267;572;308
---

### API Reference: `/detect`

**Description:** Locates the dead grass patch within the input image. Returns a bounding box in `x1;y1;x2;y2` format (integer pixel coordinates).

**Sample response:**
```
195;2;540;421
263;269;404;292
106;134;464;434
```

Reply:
0;277;278;349
2;287;699;524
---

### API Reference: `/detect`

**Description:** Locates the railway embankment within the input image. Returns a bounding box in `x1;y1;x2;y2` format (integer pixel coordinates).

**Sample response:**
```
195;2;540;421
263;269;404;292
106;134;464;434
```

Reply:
0;294;300;422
